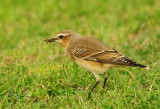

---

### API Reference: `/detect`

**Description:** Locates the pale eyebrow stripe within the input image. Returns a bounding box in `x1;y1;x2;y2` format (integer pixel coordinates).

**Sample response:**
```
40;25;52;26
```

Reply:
57;33;68;36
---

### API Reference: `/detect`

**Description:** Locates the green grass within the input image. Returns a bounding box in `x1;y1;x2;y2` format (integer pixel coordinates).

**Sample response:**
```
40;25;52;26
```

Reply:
0;0;160;108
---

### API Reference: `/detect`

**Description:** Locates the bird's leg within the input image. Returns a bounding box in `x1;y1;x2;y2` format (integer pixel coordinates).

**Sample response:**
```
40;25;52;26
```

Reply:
88;81;100;96
103;72;108;89
88;72;100;97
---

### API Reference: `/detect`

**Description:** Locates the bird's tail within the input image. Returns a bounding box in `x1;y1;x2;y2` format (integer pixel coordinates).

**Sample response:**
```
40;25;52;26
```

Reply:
116;56;149;69
131;63;149;69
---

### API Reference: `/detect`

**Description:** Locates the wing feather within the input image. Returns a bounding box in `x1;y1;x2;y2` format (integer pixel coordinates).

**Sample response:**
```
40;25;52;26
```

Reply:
69;37;123;64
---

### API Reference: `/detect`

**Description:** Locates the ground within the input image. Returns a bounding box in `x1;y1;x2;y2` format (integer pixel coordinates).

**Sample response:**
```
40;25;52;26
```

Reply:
0;0;160;108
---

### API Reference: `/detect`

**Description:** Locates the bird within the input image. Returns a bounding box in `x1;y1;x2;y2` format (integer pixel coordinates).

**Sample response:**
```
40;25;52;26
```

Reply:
44;30;149;97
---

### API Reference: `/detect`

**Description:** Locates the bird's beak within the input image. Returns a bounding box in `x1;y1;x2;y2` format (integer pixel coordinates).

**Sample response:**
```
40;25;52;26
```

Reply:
44;38;58;43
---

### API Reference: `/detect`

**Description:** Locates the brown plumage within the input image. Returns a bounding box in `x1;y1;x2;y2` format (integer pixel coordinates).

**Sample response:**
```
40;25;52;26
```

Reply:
68;36;147;69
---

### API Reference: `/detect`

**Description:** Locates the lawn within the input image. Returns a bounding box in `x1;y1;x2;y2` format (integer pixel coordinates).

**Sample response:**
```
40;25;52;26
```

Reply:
0;0;160;108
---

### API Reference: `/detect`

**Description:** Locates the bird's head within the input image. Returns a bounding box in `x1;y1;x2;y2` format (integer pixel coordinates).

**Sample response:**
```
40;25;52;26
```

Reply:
45;30;79;48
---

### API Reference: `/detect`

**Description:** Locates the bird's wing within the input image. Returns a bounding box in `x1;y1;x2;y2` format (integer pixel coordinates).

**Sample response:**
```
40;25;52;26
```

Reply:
71;45;125;64
70;37;124;64
70;37;146;67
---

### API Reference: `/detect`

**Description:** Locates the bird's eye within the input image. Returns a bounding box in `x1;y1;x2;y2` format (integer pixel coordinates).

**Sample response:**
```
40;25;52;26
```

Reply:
59;35;64;39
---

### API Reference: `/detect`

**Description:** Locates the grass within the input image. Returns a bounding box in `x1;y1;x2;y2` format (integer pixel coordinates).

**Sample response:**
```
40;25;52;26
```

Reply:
0;0;160;108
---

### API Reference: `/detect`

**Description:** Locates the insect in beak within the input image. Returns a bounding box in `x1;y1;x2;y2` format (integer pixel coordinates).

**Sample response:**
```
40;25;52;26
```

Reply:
44;38;58;43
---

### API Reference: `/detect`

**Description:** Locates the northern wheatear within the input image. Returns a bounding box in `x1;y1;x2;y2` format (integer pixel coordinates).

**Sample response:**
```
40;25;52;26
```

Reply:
45;30;149;96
